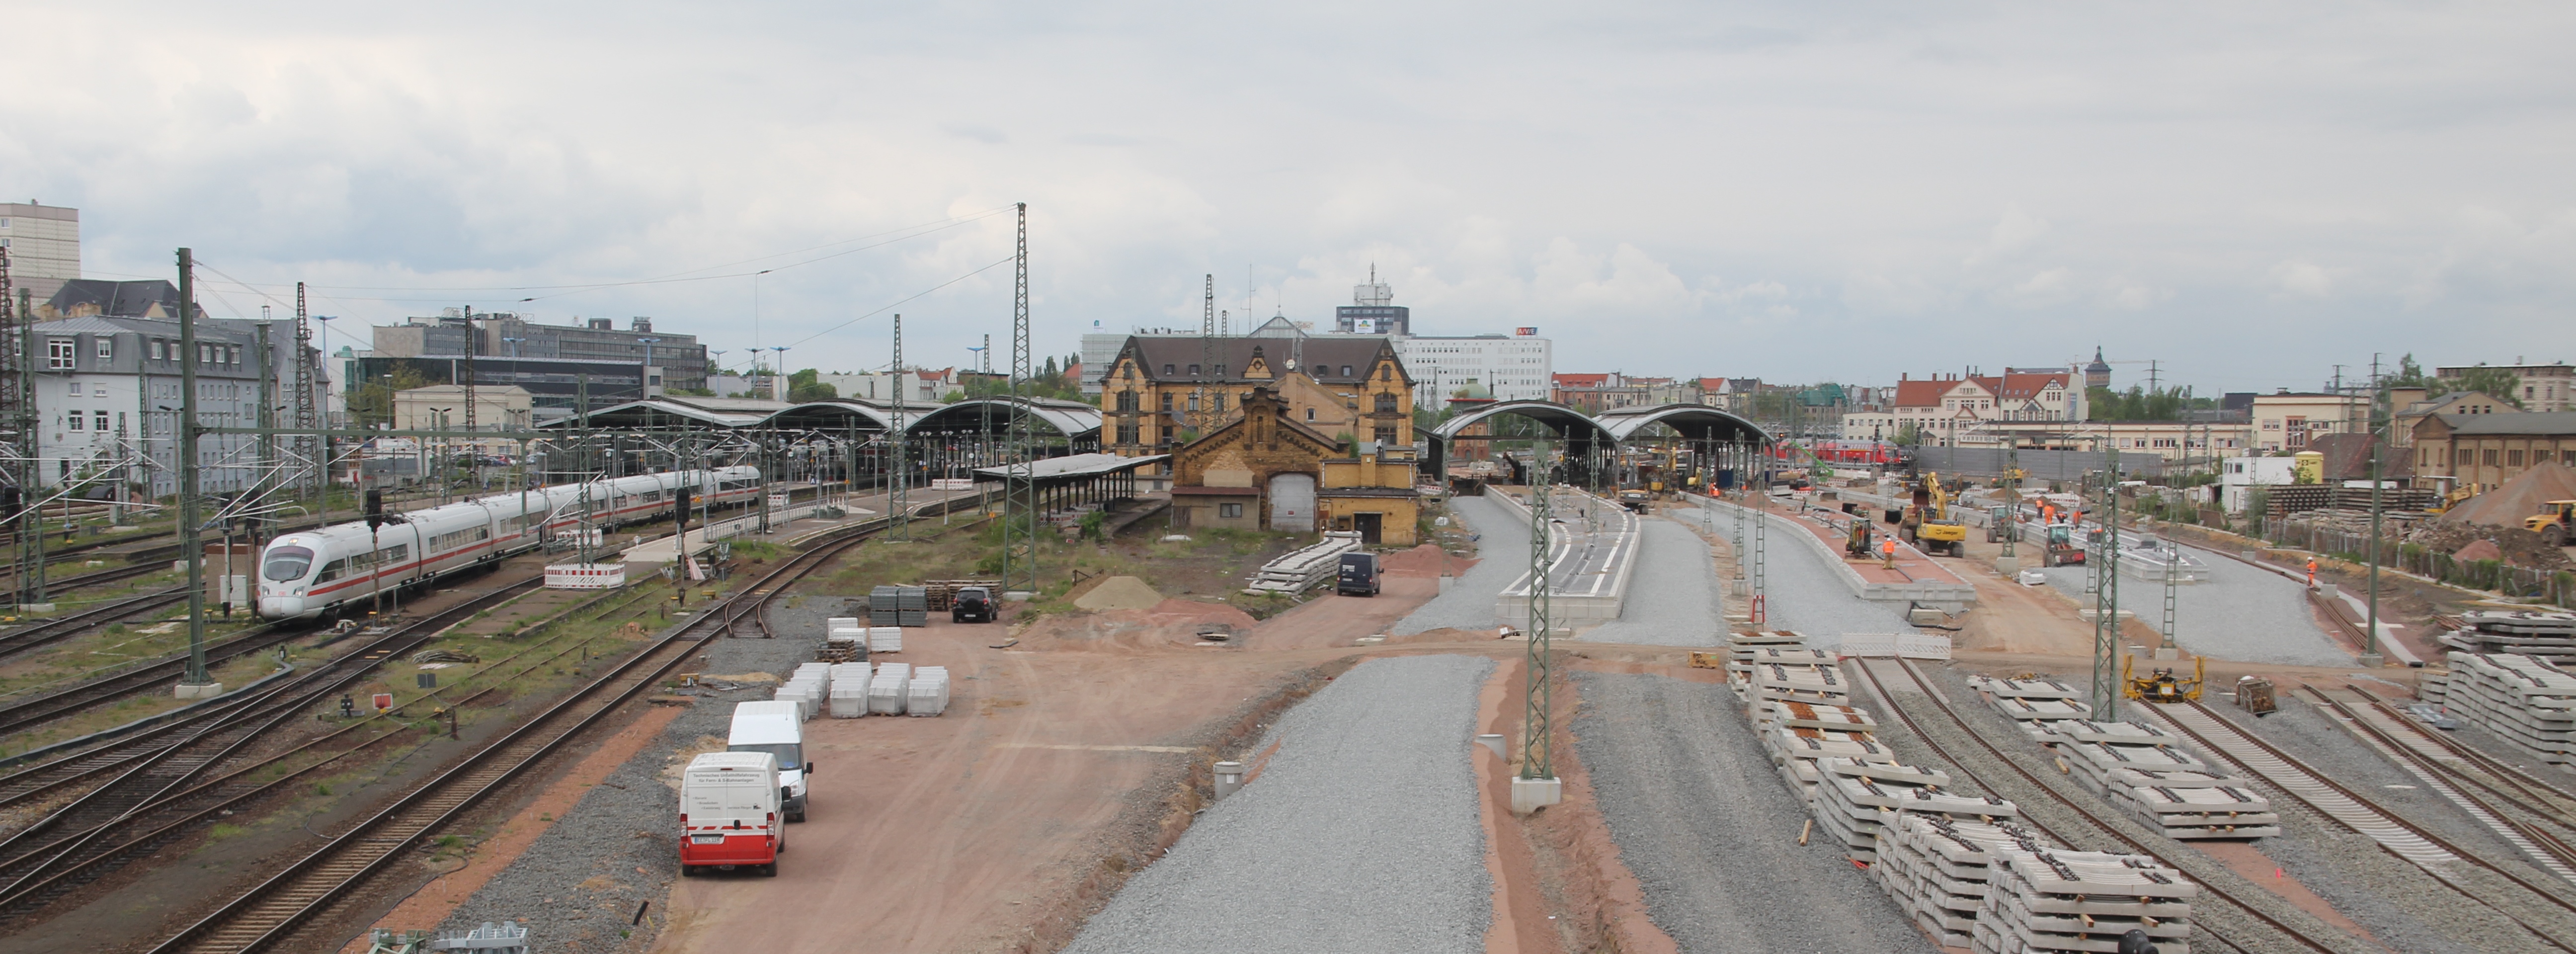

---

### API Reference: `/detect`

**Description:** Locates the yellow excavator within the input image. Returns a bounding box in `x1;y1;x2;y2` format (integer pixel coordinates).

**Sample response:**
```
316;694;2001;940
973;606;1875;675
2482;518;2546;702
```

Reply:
1903;473;1969;556
2123;655;2207;703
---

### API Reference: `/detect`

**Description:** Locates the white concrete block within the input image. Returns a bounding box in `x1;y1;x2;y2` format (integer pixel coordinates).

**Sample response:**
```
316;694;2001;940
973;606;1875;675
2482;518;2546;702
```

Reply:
173;681;224;699
1510;776;1563;814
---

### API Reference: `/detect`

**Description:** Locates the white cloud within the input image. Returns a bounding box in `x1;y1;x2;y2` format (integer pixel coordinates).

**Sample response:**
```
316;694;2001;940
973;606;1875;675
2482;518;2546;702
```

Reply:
2;2;2570;390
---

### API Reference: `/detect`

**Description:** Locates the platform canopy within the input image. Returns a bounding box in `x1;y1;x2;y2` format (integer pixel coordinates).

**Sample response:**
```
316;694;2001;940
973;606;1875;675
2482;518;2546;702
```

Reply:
903;396;1102;440
1592;403;1771;444
538;396;892;432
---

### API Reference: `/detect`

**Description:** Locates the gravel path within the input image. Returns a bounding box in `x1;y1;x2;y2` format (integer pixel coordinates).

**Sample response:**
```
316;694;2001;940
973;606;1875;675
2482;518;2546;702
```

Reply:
1570;670;1932;954
1394;496;1530;635
1063;655;1495;954
2032;550;2350;666
1578;519;1721;647
433;599;824;952
1672;503;1912;650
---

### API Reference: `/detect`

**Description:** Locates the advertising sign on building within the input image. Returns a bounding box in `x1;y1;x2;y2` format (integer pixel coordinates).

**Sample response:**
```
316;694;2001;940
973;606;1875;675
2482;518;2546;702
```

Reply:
1515;327;1538;336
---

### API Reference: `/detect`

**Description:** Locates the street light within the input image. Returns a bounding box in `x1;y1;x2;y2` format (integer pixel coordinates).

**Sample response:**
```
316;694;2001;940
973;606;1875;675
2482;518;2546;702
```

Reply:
637;337;663;397
770;346;793;400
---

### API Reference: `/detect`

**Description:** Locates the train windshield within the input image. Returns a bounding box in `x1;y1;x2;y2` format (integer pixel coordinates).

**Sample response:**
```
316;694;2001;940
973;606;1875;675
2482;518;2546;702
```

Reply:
263;546;316;581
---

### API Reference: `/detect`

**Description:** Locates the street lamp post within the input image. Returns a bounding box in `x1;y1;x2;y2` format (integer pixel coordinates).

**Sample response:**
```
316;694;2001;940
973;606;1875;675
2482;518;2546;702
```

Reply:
638;337;663;397
770;347;793;400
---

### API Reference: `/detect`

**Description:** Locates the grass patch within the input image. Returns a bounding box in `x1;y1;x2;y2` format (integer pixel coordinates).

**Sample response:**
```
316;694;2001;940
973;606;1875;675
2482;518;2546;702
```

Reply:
207;822;251;841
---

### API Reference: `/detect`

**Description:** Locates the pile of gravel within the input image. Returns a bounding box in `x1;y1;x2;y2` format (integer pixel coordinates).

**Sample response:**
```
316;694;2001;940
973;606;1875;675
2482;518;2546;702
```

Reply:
1393;497;1529;635
1579;519;1721;647
433;611;819;952
2029;553;2350;666
1570;670;1933;953
1062;655;1495;954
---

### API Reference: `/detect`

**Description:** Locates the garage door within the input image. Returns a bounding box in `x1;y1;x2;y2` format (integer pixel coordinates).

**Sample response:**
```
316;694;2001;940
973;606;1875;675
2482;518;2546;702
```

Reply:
1268;473;1315;532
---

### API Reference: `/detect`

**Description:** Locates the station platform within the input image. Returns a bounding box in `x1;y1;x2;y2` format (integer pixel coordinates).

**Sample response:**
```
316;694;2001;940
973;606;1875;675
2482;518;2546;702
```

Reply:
1693;491;1976;613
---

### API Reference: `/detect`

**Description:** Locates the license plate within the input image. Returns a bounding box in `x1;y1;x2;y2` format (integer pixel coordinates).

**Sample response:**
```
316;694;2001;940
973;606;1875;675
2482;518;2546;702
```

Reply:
692;834;725;844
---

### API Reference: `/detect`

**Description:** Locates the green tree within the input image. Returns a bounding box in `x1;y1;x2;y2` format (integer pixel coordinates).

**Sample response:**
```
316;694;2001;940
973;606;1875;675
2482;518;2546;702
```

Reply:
2451;364;2523;409
786;368;838;402
2086;385;2207;421
349;364;434;429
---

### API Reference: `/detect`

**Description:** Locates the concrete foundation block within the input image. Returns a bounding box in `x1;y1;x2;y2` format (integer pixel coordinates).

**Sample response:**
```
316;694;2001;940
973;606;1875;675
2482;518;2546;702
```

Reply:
2357;653;2385;669
2318;583;2338;598
1907;607;1947;626
2077;609;2137;622
173;681;225;700
1510;776;1563;814
1213;761;1246;800
16;603;55;613
1994;557;2017;577
2154;647;2178;661
1001;591;1035;602
1438;575;1454;593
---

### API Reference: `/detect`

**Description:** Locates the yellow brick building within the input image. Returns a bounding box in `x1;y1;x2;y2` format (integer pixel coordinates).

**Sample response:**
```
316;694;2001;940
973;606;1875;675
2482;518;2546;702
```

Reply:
1100;335;1415;460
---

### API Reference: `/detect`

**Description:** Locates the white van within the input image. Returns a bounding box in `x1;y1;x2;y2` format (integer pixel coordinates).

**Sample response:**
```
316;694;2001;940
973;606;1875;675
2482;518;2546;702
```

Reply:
678;752;782;876
729;700;811;821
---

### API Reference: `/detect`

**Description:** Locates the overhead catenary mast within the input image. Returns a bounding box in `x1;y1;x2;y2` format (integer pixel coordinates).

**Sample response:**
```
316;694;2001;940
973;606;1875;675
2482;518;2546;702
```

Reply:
889;314;909;541
293;283;318;498
1197;274;1215;437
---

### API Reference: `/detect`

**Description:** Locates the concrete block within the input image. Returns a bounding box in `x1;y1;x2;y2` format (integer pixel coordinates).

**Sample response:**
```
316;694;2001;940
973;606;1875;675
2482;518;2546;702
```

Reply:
1510;776;1563;814
1437;575;1453;593
16;603;55;613
173;681;225;700
1002;591;1035;602
2318;583;2338;598
1475;734;1506;759
1994;557;2017;577
1908;607;1947;626
2358;653;2384;669
2154;647;2179;661
1213;761;1246;800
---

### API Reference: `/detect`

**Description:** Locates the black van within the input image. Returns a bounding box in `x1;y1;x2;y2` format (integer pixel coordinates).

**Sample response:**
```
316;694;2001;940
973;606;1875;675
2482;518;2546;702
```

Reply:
1336;552;1382;597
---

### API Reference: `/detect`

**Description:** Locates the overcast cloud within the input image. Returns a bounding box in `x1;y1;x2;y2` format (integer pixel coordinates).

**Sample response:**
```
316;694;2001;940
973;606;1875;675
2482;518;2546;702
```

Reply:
6;1;2572;392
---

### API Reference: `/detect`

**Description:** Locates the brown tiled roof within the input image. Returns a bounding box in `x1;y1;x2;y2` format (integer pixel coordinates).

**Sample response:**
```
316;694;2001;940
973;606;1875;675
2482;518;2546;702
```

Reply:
1118;337;1406;386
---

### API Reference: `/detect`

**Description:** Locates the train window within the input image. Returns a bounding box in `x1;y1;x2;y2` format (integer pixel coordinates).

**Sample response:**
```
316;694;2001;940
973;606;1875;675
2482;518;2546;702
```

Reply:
381;544;409;564
316;558;347;583
264;546;315;581
643;489;663;503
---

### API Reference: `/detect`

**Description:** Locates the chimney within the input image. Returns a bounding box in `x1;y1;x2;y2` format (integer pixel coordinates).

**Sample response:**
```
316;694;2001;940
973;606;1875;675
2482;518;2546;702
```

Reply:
632;317;652;333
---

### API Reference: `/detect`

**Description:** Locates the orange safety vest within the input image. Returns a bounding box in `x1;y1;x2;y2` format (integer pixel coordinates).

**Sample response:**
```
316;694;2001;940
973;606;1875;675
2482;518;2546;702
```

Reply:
1882;539;1897;556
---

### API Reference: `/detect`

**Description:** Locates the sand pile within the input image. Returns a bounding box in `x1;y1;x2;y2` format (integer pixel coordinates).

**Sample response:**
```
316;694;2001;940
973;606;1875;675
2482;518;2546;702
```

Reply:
1072;575;1165;610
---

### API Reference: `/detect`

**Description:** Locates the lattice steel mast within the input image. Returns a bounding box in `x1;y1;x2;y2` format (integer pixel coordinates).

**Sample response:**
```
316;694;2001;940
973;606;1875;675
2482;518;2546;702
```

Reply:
1000;203;1036;592
1522;445;1555;780
2091;451;2122;720
178;249;212;690
1197;273;1215;437
293;283;318;498
888;313;910;540
0;249;35;604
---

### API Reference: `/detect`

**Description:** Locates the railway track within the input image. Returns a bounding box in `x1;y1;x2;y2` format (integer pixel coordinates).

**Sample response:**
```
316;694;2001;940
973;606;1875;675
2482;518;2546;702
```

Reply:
0;581;657;922
2298;686;2576;881
2140;696;2576;949
145;514;891;954
0;620;305;742
1845;656;2343;954
0;585;190;664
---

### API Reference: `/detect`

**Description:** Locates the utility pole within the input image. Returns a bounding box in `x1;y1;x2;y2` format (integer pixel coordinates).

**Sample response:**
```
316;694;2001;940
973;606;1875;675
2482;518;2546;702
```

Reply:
0;249;31;606
2365;437;2385;667
177;249;214;694
888;314;910;541
1197;273;1215;437
293;283;317;501
255;321;276;540
1001;203;1035;594
2090;451;2122;721
1522;445;1556;784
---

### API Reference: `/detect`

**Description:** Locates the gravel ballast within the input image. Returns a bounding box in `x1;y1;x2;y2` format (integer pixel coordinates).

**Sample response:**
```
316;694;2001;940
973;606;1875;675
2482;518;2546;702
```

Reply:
1673;503;1913;648
1571;670;1933;954
1578;519;1722;647
1394;496;1530;635
2033;550;2350;666
1062;654;1495;954
431;600;822;952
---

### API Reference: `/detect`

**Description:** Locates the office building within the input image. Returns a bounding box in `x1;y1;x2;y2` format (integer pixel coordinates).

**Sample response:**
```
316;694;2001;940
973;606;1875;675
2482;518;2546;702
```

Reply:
1394;332;1551;407
372;310;709;393
0;203;80;303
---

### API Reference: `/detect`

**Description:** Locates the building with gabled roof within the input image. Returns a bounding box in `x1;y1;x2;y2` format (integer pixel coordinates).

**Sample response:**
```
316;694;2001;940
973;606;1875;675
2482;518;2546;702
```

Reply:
1098;334;1414;466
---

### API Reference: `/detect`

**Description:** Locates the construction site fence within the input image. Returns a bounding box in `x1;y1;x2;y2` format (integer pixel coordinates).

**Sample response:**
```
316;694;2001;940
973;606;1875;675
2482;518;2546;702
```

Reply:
2267;518;2576;609
1904;446;2167;482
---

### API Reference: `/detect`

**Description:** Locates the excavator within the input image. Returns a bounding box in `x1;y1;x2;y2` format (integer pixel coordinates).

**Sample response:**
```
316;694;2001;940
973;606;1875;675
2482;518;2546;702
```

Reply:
1902;473;1969;556
2122;654;2206;703
2527;500;2575;547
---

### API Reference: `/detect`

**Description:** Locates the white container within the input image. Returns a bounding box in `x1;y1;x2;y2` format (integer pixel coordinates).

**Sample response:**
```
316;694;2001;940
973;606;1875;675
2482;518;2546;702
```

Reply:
829;683;870;718
825;616;860;633
868;663;913;715
907;666;951;716
869;626;903;654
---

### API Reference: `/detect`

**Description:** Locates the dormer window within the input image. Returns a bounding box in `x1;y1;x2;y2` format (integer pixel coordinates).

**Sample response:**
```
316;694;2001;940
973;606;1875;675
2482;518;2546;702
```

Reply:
1189;363;1201;375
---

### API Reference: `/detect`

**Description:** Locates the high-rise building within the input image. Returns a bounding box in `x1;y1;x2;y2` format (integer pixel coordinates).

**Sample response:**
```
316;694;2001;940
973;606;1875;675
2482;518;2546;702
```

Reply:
1;203;80;303
1334;266;1409;335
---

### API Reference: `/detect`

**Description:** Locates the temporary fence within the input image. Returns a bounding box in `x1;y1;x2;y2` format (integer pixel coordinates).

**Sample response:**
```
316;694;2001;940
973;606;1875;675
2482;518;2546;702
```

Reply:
2268;518;2575;609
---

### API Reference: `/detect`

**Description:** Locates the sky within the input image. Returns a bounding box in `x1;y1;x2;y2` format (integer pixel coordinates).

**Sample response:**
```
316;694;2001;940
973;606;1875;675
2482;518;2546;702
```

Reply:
6;1;2573;394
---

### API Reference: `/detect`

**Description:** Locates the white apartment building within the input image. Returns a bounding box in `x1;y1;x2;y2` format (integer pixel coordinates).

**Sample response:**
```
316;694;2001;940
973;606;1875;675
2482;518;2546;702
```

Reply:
1871;370;2084;444
2436;360;2574;413
2249;391;2360;452
816;369;950;405
1394;332;1552;407
30;315;322;498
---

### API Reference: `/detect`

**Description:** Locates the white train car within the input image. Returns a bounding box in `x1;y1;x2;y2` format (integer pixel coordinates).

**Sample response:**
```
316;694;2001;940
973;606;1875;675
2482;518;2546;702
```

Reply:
256;467;762;620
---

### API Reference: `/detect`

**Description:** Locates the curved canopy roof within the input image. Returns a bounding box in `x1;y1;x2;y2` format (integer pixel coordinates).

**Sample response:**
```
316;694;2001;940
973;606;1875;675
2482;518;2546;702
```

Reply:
1592;403;1772;444
537;397;892;432
1430;399;1618;444
902;397;1102;438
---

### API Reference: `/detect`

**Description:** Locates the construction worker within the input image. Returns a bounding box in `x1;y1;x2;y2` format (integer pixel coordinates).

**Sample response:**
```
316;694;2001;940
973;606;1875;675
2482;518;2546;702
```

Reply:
2306;557;2318;589
1882;536;1898;569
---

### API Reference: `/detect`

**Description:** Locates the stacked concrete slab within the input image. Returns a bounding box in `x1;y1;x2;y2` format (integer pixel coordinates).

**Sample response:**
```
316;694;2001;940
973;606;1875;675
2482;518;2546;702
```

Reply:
1966;676;2095;725
1810;758;1992;863
1974;849;2196;954
907;666;951;716
1724;630;1811;701
2442;611;2576;660
2049;723;2277;839
869;625;904;654
1765;725;1898;799
2442;652;2576;763
2419;668;2449;705
1874;814;2057;949
1757;699;1879;737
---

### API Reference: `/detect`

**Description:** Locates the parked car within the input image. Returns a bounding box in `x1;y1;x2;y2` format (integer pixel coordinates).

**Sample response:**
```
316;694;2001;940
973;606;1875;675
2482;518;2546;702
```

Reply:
952;586;996;623
1336;552;1382;597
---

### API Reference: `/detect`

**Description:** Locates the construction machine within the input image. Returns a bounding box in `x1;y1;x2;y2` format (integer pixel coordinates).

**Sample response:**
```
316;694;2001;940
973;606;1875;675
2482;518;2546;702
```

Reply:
1846;518;1876;559
2122;654;2206;703
2526;500;2576;547
1903;473;1969;556
2043;524;2086;567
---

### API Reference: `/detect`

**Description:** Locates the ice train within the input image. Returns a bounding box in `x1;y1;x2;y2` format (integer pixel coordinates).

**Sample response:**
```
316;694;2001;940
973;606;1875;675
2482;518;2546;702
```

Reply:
256;467;762;620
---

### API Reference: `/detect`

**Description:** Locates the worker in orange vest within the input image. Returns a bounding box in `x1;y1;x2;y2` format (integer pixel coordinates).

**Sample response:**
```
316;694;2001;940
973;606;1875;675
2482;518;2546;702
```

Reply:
2306;557;2318;589
1881;537;1898;569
